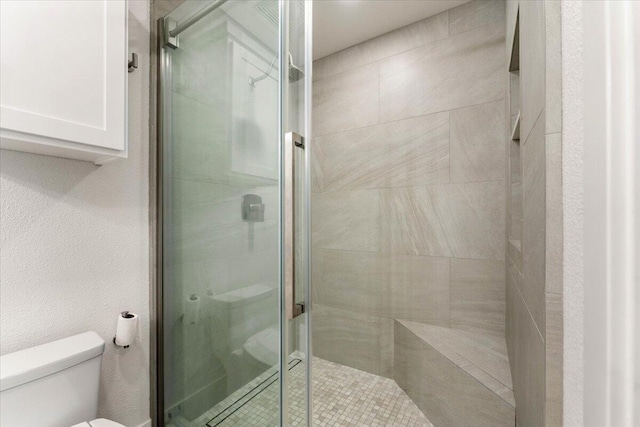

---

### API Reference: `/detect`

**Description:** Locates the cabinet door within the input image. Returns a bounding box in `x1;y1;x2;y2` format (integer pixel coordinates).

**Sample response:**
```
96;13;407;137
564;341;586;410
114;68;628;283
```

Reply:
0;0;127;163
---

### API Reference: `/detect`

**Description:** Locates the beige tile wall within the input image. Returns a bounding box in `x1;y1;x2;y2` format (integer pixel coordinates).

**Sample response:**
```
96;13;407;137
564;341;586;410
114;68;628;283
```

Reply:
312;0;507;378
504;0;563;425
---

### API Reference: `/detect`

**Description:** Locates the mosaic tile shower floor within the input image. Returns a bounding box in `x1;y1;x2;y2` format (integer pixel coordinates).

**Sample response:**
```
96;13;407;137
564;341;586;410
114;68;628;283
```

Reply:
189;357;432;427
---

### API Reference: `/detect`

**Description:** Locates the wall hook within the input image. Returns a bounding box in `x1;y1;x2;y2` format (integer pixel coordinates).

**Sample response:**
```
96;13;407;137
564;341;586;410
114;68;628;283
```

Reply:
128;53;138;73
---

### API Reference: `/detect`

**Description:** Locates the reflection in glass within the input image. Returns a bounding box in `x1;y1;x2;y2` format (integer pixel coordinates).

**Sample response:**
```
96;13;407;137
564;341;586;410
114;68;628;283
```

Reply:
162;1;281;425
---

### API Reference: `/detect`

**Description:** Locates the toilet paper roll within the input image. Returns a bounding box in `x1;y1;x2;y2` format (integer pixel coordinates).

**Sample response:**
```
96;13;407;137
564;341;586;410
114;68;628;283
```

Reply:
184;294;201;325
115;311;138;347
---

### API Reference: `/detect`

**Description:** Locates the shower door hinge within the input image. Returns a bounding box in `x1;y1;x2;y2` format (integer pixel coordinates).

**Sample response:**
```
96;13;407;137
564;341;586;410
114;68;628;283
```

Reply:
163;17;179;49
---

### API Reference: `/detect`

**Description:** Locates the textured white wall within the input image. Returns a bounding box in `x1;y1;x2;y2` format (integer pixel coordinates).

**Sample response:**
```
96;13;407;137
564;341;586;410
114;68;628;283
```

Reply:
0;1;151;426
561;1;584;425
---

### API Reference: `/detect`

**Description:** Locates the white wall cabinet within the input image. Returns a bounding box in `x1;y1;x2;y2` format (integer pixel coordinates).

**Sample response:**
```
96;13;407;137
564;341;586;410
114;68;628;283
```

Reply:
0;0;128;164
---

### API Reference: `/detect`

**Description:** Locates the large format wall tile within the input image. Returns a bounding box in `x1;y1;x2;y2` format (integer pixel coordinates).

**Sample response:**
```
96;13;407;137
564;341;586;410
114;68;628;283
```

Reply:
507;261;545;427
379;23;504;122
172;92;228;184
451;258;506;336
546;133;562;294
380;318;395;378
172;179;244;243
393;321;425;405
384;253;450;325
313;112;449;192
450;100;506;183
399;321;514;399
173;180;276;243
510;138;523;245
380;182;505;260
522;115;546;332
520;0;545;142
546;292;563;426
513;285;545;427
449;0;505;36
172;24;228;108
505;0;519;62
510;73;521;131
313;12;449;81
312;189;379;251
505;255;520;388
312;249;386;315
506;3;565;426
394;322;515;427
313;248;450;325
172;180;278;261
545;0;562;134
313;63;379;136
312;304;381;375
310;0;509;401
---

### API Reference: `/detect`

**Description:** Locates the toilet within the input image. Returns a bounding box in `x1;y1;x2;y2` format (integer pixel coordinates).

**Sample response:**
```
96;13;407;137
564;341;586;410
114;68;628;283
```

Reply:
0;332;125;427
211;283;279;367
242;324;279;367
71;421;123;427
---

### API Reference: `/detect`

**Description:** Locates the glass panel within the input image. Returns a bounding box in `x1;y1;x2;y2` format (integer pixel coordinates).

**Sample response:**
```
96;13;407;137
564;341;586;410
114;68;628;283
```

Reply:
161;1;283;425
280;1;312;426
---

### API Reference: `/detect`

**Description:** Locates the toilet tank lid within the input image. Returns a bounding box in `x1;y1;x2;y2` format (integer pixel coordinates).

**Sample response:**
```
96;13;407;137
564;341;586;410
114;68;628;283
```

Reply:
211;282;276;307
0;331;105;392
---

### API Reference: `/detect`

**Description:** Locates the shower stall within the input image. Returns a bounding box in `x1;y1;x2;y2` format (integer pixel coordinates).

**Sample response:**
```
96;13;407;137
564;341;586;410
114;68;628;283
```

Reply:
155;0;562;426
156;0;312;425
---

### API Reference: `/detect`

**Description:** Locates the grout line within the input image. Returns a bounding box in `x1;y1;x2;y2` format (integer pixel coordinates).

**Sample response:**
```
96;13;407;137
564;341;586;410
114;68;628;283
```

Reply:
313;17;503;84
171;176;278;189
313;15;451;80
449;256;452;326
520;107;545;147
448;109;452;184
313;98;506;139
377;63;381;125
313;246;503;263
511;268;546;343
313;179;506;195
377;187;382;255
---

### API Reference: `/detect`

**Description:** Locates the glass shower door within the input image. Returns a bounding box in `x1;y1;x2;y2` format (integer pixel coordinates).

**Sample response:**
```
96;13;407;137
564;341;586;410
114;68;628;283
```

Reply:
158;0;311;426
280;0;312;426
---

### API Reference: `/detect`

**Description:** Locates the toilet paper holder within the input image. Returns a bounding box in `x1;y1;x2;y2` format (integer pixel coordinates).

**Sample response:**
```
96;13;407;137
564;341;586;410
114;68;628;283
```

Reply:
113;311;136;349
112;338;129;348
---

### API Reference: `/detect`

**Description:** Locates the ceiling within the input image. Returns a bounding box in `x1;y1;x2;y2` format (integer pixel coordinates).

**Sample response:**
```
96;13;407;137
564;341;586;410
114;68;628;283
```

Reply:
313;0;472;59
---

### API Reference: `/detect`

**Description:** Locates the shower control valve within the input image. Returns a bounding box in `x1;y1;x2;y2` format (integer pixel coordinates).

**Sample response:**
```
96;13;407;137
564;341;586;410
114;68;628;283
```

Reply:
242;194;265;222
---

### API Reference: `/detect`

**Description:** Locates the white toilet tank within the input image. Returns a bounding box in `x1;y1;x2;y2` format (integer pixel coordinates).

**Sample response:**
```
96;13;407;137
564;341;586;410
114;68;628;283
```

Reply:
211;282;278;351
0;332;105;427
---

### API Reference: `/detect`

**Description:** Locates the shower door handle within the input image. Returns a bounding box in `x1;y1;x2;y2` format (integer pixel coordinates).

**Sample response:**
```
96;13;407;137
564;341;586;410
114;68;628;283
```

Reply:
284;131;305;320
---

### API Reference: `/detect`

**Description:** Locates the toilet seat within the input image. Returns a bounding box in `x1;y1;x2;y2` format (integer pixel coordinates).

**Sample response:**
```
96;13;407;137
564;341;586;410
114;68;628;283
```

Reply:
243;325;279;366
90;419;126;427
71;419;125;427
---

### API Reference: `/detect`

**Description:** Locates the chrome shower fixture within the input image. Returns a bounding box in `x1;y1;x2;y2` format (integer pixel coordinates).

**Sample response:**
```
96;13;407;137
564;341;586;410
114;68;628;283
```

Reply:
288;53;304;83
249;52;304;88
249;54;277;88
